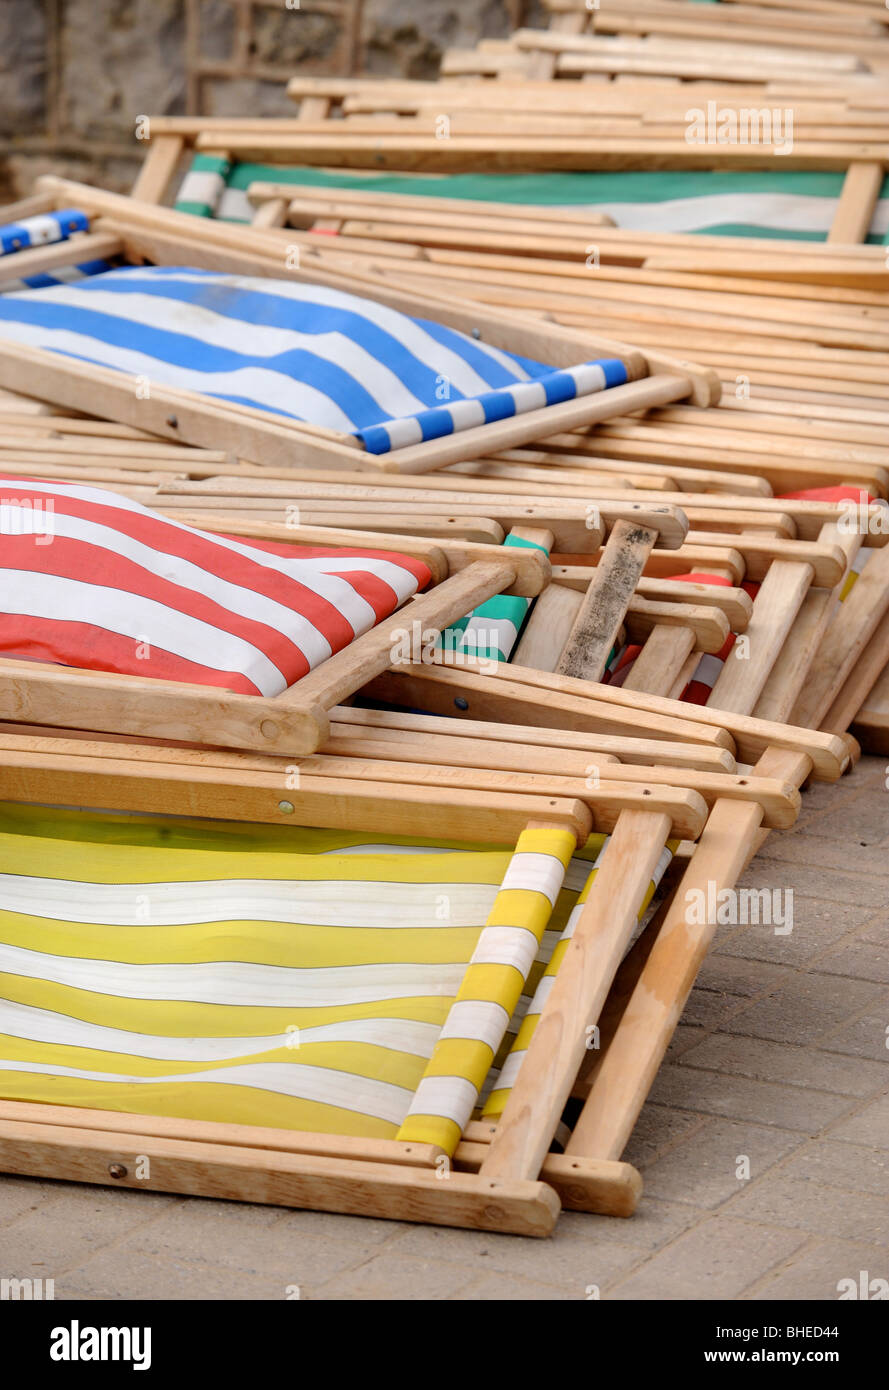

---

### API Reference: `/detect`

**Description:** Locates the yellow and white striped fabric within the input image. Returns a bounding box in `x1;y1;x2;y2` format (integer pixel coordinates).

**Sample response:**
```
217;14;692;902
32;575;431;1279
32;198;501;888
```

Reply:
397;825;577;1152
0;804;578;1143
482;833;676;1120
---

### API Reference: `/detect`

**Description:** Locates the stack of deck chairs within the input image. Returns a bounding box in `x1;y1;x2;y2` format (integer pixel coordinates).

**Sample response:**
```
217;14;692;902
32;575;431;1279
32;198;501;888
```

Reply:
0;0;885;1236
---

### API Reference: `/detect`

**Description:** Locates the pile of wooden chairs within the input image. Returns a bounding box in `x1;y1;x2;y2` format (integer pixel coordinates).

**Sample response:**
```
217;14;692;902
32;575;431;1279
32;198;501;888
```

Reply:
0;0;885;1235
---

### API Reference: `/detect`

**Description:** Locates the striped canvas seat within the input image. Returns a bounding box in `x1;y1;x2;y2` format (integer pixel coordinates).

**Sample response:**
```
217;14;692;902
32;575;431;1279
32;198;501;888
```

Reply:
0;208;117;295
0;262;628;455
175;158;889;243
0;804;629;1147
0;477;431;694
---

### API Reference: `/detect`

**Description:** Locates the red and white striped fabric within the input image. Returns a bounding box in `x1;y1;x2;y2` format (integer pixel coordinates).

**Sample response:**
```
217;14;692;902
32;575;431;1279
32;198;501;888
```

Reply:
0;477;431;695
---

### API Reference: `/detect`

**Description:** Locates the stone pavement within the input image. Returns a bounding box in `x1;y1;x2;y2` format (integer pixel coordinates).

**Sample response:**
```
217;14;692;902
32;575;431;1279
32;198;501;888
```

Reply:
2;757;887;1301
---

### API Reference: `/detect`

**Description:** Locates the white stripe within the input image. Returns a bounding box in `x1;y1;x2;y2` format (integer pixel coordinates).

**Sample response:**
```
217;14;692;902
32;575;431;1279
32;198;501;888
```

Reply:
0;503;335;671
456;615;520;657
215;188;254;222
405;1074;478;1127
0;942;467;1007
469;925;539;975
690;652;724;689
0;318;362;432
500;851;565;905
381;415;424;450
0;998;441;1064
440;397;488;432
0;566;287;696
34;281;433;422
437;998;508;1050
176;170;226;209
566;192;888;236
0;479;419;651
0;873;499;928
0;1057;413;1126
492;1051;525;1092
15;214;67;248
114;266;525;395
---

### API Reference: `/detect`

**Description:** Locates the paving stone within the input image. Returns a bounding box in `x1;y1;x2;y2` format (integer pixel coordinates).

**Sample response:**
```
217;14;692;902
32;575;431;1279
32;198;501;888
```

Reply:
113;1200;372;1286
0;1174;66;1223
62;1251;290;1301
723;1176;889;1245
665;1022;705;1060
860;912;889;947
777;1141;889;1198
715;897;874;967
814;941;889;984
799;797;889;847
756;836;889;879
457;1272;581;1300
313;1254;491;1301
823;1091;889;1148
1;1184;180;1275
820;1012;889;1062
677;1033;888;1099
622;1103;707;1170
607;1218;808;1301
748;1240;889;1301
638;1117;804;1209
697;954;796;998
720;975;885;1047
381;1202;697;1289
648;1062;856;1132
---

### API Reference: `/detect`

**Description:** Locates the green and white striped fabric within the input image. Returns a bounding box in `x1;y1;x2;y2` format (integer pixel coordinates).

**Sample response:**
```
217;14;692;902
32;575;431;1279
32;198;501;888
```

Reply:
174;159;889;242
440;532;550;664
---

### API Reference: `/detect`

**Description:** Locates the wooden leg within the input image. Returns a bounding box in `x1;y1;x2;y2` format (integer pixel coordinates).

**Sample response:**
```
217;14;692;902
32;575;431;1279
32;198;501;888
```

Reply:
557;520;658;682
131;136;185;205
790;542;889;730
827;162;884;245
622;622;695;694
709;561;813;715
480;810;672;1182
564;796;766;1162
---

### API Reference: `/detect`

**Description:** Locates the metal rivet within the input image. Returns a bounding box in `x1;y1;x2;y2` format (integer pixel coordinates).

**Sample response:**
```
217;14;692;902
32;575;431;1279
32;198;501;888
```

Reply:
108;1163;128;1179
166;414;178;428
471;328;482;340
455;697;469;711
278;800;295;815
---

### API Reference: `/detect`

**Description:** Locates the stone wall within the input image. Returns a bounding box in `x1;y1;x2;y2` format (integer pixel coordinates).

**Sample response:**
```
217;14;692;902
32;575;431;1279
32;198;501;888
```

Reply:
0;0;541;198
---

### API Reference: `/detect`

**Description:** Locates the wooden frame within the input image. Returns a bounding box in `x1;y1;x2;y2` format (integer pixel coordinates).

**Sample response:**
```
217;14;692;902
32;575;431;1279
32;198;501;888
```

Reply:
0;716;802;1234
0;179;719;481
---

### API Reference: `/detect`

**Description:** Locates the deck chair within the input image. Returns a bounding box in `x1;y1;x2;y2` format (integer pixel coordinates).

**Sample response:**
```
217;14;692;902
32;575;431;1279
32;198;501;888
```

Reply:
0;180;718;477
0;713;805;1233
0;474;556;754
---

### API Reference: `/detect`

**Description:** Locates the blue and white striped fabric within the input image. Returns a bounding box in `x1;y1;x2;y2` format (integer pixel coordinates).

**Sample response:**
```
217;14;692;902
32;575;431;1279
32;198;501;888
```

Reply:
0;262;629;454
0;258;116;297
0;210;90;257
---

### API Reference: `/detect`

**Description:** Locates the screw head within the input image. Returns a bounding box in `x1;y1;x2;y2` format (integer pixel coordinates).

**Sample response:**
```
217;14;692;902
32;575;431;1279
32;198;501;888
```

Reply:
108;1163;128;1180
165;414;178;429
454;697;469;711
278;800;295;815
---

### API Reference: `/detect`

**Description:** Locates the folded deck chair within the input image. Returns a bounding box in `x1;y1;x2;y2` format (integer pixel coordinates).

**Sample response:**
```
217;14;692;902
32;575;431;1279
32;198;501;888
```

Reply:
0;181;718;477
0;474;551;753
0;721;805;1233
175;158;889;244
0;729;718;1234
